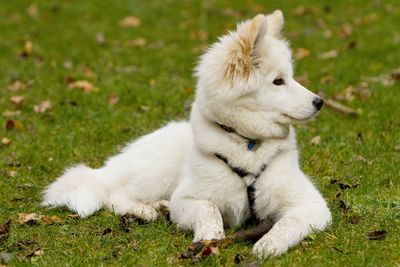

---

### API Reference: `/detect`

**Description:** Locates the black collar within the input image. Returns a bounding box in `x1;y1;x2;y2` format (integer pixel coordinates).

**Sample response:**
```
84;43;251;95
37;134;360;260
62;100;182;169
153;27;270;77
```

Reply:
215;153;266;179
216;122;259;151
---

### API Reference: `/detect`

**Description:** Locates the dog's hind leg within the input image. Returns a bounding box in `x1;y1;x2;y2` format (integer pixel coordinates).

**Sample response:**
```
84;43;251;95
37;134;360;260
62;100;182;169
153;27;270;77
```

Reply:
107;191;158;221
170;198;225;241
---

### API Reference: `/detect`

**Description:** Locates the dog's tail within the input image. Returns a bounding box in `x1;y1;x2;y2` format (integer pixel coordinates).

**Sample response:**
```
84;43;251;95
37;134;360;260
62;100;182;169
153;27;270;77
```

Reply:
41;164;107;218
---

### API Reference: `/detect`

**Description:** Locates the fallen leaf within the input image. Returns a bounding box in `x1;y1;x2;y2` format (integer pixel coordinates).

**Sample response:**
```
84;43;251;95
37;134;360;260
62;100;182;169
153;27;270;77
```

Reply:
18;213;40;225
318;49;338;60
33;100;52;113
293;6;317;16
9;80;27;92
364;68;400;86
107;93;119;106
8;170;17;177
10;95;25;105
125;38;147;47
295;74;310;86
101;228;113;236
325;99;358;115
6;120;15;130
336;24;352;38
320;76;336;84
25;247;44;258
334;86;355;101
120;214;146;232
353;13;378;26
119;16;141;28
189;30;209;41
139;105;150;112
337;200;349;211
3;110;22;117
20;41;33;58
27;4;39;18
234;253;245;264
310;136;321;145
367;230;387;240
66;214;79;219
330;179;359;190
323;30;333;38
294;48;311;60
96;32;105;45
2;138;11;146
0;220;11;242
17;183;33;189
69;80;98;92
40;215;62;225
63;61;73;69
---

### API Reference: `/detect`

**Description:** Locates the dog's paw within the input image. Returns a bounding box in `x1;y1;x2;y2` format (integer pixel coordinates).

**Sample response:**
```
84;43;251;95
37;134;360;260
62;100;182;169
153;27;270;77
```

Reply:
193;229;225;242
252;236;288;258
138;207;159;221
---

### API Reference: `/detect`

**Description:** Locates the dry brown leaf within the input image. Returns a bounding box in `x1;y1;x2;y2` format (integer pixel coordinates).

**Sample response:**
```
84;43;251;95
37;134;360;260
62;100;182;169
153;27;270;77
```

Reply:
9;80;27;92
363;68;400;86
21;41;33;57
325;99;358;115
334;86;355;102
18;213;40;225
318;50;338;60
33;100;52;113
323;30;333;39
293;6;317;16
139;105;150;112
3;110;22;117
126;38;147;47
189;30;209;41
96;32;105;45
310;136;321;145
0;219;11;243
69;80;98;92
119;16;141;28
10;95;25;105
367;230;387;240
294;48;311;60
2;138;11;146
40;215;62;225
107;93;119;106
6;119;15;130
295;74;310;86
336;24;353;38
320;76;336;84
27;4;39;18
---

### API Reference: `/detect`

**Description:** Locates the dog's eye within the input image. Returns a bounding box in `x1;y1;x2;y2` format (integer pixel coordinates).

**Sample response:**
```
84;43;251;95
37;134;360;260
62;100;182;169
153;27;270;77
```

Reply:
273;78;285;86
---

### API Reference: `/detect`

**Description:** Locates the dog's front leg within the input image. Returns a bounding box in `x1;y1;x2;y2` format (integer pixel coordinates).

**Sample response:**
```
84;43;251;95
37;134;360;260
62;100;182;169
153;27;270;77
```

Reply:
252;206;330;257
170;198;225;241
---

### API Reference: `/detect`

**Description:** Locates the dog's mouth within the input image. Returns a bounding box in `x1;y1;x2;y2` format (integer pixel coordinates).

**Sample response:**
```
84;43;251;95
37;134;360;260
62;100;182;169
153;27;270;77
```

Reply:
281;113;312;122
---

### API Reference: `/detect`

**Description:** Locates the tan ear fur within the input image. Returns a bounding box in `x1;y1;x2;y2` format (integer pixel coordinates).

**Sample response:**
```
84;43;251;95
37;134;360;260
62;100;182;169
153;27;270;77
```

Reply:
225;15;267;83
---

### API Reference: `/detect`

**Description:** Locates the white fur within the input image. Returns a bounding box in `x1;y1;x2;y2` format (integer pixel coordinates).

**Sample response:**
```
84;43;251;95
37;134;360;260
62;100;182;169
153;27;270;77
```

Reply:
42;11;331;257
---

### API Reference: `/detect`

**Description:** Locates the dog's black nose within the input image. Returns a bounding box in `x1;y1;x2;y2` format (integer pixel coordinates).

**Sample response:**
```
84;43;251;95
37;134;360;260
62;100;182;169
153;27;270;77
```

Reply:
312;97;324;111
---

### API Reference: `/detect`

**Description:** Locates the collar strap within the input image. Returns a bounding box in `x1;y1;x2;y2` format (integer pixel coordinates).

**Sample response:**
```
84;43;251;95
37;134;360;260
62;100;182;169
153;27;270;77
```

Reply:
216;122;259;151
215;153;266;179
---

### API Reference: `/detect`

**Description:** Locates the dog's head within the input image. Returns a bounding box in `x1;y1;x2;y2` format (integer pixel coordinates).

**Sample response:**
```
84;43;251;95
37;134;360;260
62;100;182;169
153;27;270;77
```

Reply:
195;11;323;139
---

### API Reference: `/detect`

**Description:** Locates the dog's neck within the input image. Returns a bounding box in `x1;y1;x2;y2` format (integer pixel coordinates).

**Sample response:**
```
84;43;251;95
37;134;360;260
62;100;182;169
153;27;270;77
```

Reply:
215;122;259;151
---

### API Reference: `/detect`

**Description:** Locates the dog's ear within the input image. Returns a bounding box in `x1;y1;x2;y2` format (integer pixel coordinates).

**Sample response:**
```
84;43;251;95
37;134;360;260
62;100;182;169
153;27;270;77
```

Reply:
266;10;284;37
225;14;266;82
236;14;267;58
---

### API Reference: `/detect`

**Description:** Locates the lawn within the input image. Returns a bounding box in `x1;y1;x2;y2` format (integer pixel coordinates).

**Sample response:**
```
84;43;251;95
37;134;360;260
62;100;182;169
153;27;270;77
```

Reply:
1;0;399;266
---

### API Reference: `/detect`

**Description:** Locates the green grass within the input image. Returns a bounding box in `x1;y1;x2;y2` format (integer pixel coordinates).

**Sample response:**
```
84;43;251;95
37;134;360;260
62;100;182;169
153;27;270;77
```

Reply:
1;0;399;266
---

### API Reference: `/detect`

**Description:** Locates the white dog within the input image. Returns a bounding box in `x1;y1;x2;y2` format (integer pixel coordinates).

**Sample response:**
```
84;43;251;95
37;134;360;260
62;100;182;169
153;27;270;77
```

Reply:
42;11;331;257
